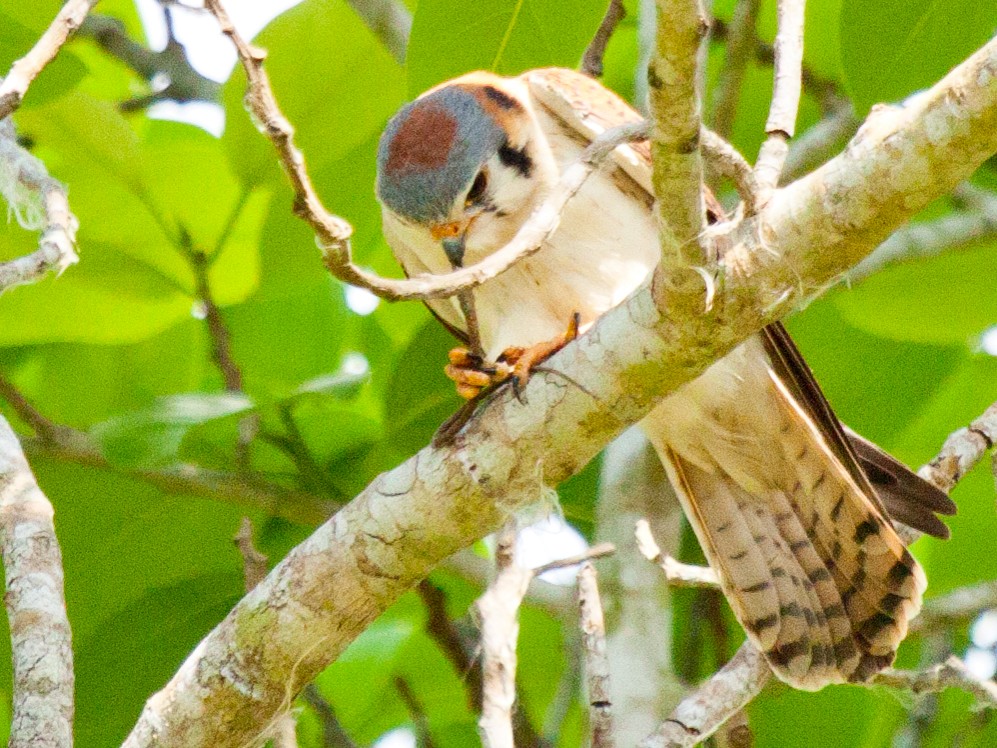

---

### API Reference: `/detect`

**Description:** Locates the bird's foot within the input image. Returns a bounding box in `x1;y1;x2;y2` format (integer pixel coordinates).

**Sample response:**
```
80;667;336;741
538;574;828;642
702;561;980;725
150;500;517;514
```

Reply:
443;313;582;402
444;347;514;400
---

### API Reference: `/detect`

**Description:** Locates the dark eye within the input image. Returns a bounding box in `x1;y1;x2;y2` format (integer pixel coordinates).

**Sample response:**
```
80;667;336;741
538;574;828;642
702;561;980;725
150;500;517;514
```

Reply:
465;170;488;206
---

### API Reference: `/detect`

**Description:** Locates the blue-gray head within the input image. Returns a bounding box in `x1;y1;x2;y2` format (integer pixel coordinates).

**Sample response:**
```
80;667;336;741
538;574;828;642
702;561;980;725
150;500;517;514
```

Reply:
376;76;545;266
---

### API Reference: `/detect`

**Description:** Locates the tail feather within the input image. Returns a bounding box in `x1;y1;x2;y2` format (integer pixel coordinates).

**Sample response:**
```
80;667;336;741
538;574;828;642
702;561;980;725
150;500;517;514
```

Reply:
643;336;929;689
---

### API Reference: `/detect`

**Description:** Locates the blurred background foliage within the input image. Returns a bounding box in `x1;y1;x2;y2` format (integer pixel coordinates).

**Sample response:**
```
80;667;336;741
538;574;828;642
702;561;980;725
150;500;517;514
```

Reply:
0;0;996;745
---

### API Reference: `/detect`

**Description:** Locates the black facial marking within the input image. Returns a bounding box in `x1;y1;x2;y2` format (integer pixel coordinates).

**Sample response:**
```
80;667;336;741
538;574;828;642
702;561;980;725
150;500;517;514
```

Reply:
483;85;522;111
498;140;533;178
466;171;488;204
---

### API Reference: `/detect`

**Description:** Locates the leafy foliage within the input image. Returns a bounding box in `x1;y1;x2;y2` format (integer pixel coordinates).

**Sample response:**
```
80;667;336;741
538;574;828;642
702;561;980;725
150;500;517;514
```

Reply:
0;0;995;745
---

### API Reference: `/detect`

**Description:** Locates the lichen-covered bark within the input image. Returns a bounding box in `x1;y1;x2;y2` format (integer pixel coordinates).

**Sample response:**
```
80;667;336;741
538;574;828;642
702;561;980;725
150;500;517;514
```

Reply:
124;34;997;748
0;418;73;748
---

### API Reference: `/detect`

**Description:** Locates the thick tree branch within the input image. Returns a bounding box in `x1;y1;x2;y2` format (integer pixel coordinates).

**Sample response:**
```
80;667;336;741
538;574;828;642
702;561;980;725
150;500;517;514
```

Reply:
122;34;997;748
0;120;79;290
0;416;74;748
647;0;708;263
0;0;99;119
639;643;770;748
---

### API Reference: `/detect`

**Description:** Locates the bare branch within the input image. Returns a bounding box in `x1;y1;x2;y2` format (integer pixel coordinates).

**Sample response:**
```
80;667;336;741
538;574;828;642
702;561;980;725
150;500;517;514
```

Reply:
121;37;997;747
532;542;616;577
578;562;615;748
647;0;709;263
873;657;997;712
635;519;720;588
918;399;997;494
0;415;74;747
80;14;220;108
710;0;762;138
752;0;806;206
234;518;268;592
701;127;757;206
581;0;627;78
344;0;412;64
395;678;436;748
0;0;99;119
639;643;771;748
476;523;533;748
301;686;359;748
0;120;79;290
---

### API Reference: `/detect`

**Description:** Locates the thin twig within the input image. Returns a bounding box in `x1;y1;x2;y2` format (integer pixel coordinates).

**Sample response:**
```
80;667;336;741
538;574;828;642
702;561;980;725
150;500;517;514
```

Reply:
234;517;268;592
918;399;997;494
0;0;100;119
701;127;757;206
301;685;360;748
532;542;616;577
0;415;74;747
752;0;806;207
853;186;997;281
0;119;79;290
913;579;997;634
578;562;614;747
635;519;719;588
710;0;762;138
639;643;771;748
417;580;483;706
873;657;997;711
395;677;437;748
581;0;626;78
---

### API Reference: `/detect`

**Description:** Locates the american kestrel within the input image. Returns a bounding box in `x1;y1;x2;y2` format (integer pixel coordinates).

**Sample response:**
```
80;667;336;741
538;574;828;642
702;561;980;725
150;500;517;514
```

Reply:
374;68;955;689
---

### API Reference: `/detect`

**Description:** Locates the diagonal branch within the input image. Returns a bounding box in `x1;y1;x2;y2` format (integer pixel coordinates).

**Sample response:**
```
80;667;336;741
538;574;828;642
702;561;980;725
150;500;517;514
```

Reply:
121;32;997;748
0;415;74;747
0;0;100;119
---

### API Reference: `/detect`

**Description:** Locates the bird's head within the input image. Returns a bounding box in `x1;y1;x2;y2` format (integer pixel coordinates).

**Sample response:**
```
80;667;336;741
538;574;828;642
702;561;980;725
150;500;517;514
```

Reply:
376;74;556;268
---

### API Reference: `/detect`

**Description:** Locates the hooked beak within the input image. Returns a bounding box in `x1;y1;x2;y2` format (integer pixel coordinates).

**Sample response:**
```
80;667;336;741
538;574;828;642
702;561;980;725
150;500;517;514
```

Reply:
431;221;468;268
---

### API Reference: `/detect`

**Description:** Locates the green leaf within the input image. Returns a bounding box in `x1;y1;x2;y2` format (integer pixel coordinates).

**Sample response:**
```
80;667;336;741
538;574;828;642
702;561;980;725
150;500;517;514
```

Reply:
833;240;997;345
406;0;609;95
92;392;254;468
840;0;997;113
75;574;243;747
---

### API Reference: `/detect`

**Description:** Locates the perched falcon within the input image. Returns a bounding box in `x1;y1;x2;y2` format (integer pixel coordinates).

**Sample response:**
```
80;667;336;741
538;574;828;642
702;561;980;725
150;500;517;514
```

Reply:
374;68;955;689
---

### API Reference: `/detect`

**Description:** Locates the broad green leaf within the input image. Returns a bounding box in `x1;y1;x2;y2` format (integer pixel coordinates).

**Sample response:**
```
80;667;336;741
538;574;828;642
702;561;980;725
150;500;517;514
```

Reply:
92;392;254;468
834;240;997;345
406;0;609;95
222;0;405;186
75;574;243;747
840;0;997;113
